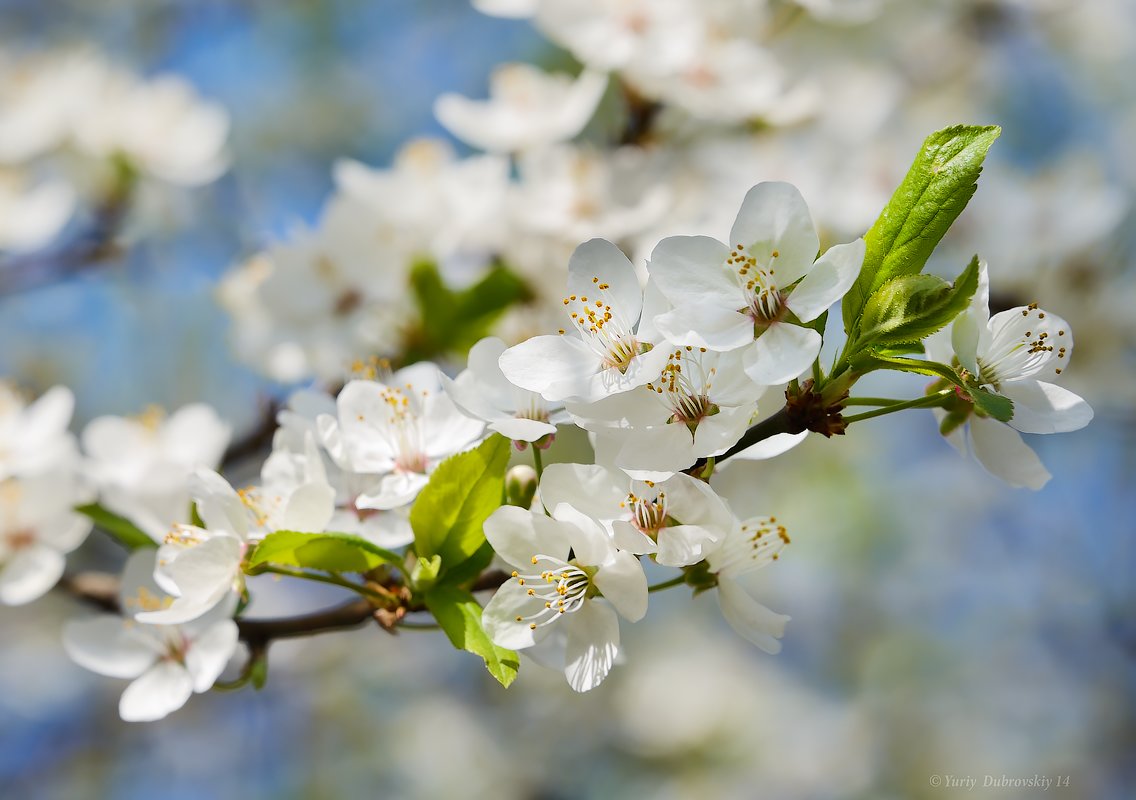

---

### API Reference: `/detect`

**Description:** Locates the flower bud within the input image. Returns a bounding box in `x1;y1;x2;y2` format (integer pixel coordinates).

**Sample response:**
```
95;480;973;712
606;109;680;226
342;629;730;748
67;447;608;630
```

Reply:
505;464;538;509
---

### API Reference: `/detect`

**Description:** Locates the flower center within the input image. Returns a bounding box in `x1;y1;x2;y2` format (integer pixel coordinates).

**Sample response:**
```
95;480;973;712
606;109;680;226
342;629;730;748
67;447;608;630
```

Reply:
710;517;790;579
374;382;430;474
977;303;1068;387
627;488;668;539
728;244;784;324
646;347;721;432
563;278;650;374
510;555;592;630
4;528;35;551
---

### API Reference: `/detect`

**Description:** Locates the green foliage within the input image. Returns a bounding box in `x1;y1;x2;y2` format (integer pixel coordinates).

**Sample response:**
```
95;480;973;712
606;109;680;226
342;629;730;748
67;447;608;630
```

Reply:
857;257;980;348
967;384;1014;423
404;260;531;363
410;435;510;579
410;554;442;591
246;531;403;573
424;585;519;687
843;125;1000;336
75;503;155;550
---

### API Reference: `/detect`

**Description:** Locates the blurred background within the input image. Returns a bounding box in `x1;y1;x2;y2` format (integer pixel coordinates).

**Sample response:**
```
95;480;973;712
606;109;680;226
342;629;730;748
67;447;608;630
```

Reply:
1;0;1133;798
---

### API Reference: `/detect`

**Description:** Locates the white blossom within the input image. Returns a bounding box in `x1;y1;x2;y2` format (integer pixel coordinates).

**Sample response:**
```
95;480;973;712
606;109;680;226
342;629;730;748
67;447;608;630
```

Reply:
649;181;866;386
63;550;239;722
434;63;607;153
481;503;647;691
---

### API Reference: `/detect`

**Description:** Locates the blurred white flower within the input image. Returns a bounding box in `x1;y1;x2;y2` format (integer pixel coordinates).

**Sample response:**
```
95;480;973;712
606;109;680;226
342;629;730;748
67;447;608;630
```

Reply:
0;170;75;252
434;63;607;153
63;550;238;722
82;404;231;541
0;470;91;605
481;503;647;691
0;384;79;480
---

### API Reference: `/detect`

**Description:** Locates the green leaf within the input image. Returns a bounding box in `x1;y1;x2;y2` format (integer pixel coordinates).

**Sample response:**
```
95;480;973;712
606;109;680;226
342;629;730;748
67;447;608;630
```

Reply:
75;503;155;550
424;585;519;687
856;256;980;348
410;554;443;591
404;261;531;362
967;385;1014;423
853;352;964;386
246;531;403;573
437;540;496;589
843;125;1000;335
410;435;510;576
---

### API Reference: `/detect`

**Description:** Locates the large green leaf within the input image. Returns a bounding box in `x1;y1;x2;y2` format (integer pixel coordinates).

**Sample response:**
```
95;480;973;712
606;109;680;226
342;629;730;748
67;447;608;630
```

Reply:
246;531;403;573
857;256;980;348
424;585;519;687
75;503;155;550
404;260;531;363
410;435;510;575
843;125;1000;335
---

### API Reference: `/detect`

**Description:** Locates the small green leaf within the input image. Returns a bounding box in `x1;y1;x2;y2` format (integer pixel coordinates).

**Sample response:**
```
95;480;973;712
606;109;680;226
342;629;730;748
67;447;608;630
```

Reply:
75;503;155;550
410;554;443;591
424;585;519;687
246;531;403;573
967;385;1014;422
843;125;1000;335
249;654;269;690
410;435;510;576
853;352;964;387
856;256;980;348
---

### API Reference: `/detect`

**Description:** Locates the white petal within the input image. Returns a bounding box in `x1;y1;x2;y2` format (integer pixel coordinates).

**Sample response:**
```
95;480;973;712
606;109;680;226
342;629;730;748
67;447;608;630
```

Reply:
538;463;626;523
356;472;429;511
483;506;570;569
190;469;249;539
422;392;485;458
489;416;557;441
716;578;790;654
482;581;542;650
568;238;643;328
63;617;158;679
653;306;754;351
592;550;647;622
335;381;399;473
281;482;336;532
656;524;720;568
1000;380;1093;434
563;600;620;692
616;423;695;477
0;545;64;605
34;512;92;553
968;416;1051;490
576;342;672;403
951;310;982;375
742;324;822;386
499;335;598;400
729;182;819;288
119;662;195;722
610;520;657;556
785;238;865;323
647;235;737;310
185;620;240;692
691;405;757;458
728;431;808;461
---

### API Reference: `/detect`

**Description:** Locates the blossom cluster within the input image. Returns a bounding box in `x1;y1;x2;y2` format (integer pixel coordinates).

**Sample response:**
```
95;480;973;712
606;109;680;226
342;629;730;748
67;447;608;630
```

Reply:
3;167;1095;717
0;47;228;252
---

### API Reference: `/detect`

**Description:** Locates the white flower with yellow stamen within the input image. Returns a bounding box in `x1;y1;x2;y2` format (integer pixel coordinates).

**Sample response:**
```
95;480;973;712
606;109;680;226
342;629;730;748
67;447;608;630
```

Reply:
140;459;333;626
927;261;1093;490
538;463;733;567
64;550;238;722
500;238;670;404
703;515;791;654
649;182;866;387
318;362;485;511
0;383;78;480
566;346;762;478
481;503;647;692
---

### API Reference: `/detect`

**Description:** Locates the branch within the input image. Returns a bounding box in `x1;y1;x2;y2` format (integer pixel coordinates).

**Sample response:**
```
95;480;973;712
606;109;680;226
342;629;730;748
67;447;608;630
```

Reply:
57;571;380;644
